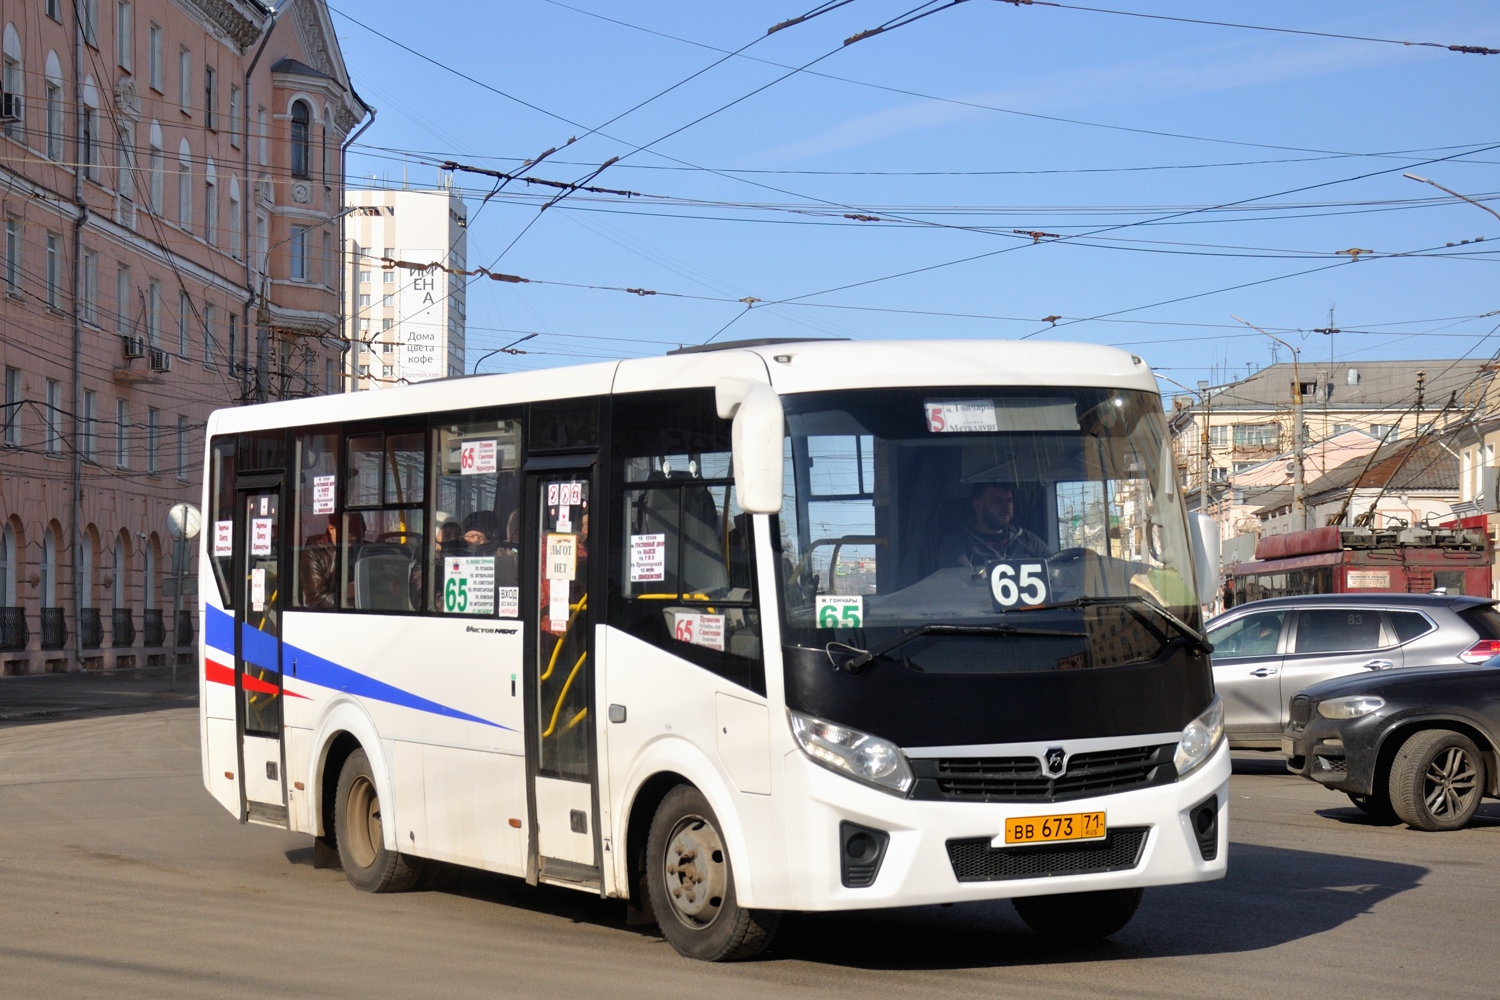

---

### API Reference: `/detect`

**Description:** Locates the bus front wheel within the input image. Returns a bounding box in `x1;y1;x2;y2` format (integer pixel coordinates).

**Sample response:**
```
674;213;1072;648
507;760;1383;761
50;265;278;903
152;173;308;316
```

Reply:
334;748;424;893
645;784;780;961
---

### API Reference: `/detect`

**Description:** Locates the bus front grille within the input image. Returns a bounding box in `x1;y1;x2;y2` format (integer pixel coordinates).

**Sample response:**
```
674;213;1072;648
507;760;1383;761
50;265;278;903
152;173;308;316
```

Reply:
945;827;1149;882
913;744;1177;803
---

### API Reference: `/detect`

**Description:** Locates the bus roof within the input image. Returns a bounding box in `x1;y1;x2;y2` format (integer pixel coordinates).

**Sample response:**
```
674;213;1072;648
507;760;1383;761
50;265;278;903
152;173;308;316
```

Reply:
206;339;1157;435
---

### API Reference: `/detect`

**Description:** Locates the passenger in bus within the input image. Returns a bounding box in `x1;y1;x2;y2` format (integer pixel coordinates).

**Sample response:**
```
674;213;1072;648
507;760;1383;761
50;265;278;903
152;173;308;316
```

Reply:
435;517;462;554
462;510;501;557
938;482;1053;572
300;512;366;609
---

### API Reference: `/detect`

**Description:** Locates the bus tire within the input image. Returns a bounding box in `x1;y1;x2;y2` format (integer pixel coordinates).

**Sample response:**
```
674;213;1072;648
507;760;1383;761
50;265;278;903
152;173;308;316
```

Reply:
645;784;779;961
334;748;423;893
1013;886;1143;939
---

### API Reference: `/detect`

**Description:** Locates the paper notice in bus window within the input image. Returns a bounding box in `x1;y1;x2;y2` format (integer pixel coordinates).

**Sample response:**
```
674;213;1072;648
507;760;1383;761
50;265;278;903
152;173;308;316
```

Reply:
924;399;998;434
250;517;273;556
816;595;862;628
673;612;726;651
546;533;577;581
630;533;666;582
312;475;336;515
497;586;520;619
460;439;497;475
1348;570;1391;589
214;520;233;557
549;583;571;630
443;556;494;614
250;567;266;611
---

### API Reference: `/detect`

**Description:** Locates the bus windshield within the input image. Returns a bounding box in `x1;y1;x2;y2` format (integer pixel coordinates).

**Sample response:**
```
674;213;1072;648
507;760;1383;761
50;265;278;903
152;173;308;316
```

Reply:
776;386;1201;673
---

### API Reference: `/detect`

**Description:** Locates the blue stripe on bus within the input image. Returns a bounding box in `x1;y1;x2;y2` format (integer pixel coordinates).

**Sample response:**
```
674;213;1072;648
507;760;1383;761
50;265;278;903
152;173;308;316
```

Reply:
205;607;234;652
241;622;280;672
204;605;511;731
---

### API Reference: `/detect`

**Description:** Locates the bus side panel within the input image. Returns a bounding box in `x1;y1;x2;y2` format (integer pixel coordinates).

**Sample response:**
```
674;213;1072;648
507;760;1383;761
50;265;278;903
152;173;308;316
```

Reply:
394;741;528;876
203;717;241;816
285;727;316;833
602;627;784;908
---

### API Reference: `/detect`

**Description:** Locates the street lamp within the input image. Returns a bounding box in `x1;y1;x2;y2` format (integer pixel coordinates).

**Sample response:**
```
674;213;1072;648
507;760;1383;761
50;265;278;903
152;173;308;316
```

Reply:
1234;316;1308;531
1403;173;1500;226
471;333;537;374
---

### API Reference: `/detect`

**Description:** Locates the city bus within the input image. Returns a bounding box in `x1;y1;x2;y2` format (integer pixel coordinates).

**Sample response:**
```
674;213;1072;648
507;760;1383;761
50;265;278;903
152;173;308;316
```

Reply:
198;338;1227;961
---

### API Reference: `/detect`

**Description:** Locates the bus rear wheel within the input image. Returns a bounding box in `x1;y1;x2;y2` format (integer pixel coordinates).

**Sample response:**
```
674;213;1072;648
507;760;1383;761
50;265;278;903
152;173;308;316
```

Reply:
645;784;780;961
1013;887;1143;939
334;748;424;893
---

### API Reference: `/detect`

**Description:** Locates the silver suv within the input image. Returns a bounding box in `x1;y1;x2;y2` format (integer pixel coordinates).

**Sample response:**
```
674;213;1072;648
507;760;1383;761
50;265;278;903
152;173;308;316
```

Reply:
1204;594;1500;748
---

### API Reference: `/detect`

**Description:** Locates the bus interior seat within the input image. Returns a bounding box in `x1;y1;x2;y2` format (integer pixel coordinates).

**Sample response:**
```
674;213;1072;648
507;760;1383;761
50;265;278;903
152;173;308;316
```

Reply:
353;543;417;611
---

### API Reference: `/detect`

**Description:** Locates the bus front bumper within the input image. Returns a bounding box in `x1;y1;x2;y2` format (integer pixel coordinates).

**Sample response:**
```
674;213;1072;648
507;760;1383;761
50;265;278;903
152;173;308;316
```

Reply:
770;741;1229;911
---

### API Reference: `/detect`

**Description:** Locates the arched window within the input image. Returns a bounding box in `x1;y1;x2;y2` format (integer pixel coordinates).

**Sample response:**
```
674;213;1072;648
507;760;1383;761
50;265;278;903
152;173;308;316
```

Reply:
41;529;57;609
290;100;310;178
321;105;332;180
177;138;192;231
44;51;64;161
80;529;96;609
148;121;164;213
113;531;130;610
81;76;101;182
228;176;242;259
2;24;23;140
0;521;15;608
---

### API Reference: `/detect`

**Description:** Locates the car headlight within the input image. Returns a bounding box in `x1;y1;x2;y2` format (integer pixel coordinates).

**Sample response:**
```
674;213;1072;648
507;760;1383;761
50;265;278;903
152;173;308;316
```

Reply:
789;710;914;796
1173;697;1225;777
1315;695;1385;720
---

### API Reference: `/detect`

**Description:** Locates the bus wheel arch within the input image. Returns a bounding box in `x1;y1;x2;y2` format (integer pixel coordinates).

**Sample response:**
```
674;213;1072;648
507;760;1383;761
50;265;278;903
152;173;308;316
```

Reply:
642;782;780;961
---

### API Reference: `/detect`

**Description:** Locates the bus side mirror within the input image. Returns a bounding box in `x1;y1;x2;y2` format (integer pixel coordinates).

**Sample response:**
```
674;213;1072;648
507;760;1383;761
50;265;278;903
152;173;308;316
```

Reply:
716;378;784;514
1188;513;1221;601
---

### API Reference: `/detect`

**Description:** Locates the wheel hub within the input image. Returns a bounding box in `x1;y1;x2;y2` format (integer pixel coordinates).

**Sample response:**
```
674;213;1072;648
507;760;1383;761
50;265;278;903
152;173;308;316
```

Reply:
663;815;727;928
1424;747;1478;817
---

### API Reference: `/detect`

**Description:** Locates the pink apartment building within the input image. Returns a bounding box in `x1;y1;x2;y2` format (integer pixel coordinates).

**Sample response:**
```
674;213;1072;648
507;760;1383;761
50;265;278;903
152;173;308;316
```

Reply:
0;0;368;673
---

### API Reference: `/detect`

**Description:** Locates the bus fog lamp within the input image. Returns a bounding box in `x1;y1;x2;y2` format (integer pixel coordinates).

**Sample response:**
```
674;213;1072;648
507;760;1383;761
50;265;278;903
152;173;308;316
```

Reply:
1316;696;1385;720
1173;697;1224;777
790;710;914;796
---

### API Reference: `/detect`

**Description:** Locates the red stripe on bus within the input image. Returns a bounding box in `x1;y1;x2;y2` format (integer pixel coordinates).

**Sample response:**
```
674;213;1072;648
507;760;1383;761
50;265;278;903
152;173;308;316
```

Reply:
205;657;310;699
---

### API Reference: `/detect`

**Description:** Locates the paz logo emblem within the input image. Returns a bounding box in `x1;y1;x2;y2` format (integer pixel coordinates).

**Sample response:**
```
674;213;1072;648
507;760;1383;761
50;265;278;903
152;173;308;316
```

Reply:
1043;747;1066;776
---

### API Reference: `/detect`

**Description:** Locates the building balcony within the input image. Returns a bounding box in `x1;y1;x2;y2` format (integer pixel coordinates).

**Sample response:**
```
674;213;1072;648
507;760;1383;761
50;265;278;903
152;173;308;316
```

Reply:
111;608;136;647
143;609;166;648
79;607;103;650
40;608;68;650
0;607;27;651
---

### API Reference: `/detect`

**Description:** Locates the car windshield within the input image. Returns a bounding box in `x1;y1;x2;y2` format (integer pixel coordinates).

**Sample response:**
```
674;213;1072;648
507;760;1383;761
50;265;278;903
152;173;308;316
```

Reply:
775;386;1203;672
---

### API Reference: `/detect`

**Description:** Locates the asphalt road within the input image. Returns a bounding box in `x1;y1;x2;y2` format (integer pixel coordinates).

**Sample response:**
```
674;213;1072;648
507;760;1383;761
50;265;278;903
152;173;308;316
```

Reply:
2;682;1497;999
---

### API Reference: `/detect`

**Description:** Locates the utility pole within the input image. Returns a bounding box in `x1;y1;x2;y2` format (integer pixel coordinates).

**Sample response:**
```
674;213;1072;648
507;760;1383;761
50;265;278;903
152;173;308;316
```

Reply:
1235;316;1307;530
1198;380;1212;518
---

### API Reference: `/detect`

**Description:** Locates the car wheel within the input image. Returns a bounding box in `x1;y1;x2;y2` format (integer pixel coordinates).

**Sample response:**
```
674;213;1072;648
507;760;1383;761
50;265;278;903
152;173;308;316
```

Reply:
1346;788;1398;824
1387;729;1486;832
1013;887;1143;939
334;748;424;892
645;784;780;961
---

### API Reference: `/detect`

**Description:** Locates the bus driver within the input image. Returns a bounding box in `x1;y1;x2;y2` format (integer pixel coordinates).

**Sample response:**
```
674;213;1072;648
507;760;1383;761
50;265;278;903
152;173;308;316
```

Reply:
939;482;1054;572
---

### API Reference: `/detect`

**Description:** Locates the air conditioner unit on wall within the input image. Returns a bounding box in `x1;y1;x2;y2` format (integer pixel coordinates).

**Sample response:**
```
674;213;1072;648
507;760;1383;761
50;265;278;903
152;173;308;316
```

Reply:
121;335;145;359
148;348;172;373
0;92;21;122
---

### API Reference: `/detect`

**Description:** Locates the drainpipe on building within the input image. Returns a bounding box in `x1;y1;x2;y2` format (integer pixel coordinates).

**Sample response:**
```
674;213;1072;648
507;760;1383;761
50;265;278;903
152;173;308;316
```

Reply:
339;101;376;393
243;8;282;404
68;0;87;671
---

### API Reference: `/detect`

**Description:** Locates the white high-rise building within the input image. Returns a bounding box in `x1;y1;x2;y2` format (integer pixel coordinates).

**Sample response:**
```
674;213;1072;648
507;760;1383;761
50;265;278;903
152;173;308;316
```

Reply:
344;187;468;388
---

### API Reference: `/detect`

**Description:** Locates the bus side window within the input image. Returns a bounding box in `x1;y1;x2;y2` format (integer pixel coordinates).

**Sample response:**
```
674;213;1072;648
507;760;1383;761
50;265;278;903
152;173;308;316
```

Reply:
341;429;426;613
207;437;236;607
610;389;764;693
429;416;521;616
292;428;339;611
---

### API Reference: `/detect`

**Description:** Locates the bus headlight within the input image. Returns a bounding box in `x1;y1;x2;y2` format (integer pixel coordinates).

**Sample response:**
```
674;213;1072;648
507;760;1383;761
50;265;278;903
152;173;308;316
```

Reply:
789;710;914;796
1173;697;1225;777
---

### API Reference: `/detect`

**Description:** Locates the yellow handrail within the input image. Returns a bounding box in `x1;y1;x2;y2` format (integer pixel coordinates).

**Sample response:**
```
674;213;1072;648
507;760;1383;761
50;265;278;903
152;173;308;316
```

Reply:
541;651;587;738
538;593;587;682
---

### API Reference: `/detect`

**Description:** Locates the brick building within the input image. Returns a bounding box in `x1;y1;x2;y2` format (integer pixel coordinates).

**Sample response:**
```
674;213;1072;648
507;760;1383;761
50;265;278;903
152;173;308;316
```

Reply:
0;0;367;674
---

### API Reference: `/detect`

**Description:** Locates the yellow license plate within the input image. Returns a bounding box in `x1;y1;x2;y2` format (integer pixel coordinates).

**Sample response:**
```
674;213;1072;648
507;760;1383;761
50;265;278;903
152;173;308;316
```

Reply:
1004;811;1106;845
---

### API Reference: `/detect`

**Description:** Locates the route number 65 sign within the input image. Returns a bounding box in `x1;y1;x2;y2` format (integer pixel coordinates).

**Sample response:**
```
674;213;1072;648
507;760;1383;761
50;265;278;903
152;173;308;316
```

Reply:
989;560;1050;609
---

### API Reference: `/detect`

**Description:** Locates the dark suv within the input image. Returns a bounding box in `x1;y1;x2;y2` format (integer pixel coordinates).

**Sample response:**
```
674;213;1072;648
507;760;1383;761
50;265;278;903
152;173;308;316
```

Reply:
1204;594;1500;748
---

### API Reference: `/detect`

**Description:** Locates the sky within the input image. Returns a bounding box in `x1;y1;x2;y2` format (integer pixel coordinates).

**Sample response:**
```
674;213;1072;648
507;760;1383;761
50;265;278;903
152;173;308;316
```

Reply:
325;1;1500;394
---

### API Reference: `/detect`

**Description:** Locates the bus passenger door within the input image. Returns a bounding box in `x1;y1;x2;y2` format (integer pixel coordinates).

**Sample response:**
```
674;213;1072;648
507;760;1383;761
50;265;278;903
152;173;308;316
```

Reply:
525;468;600;884
236;482;288;825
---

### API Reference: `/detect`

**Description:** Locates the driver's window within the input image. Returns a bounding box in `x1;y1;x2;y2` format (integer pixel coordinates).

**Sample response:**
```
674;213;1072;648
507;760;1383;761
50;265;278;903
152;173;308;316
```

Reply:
794;433;878;597
1207;610;1286;657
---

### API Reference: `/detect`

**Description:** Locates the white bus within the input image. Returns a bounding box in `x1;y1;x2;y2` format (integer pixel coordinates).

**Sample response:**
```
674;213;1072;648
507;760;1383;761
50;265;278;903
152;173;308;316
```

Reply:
199;338;1227;961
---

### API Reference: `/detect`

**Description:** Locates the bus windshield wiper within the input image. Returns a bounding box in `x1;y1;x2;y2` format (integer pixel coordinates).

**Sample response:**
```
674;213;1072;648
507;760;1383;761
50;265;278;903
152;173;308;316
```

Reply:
829;623;1086;674
1012;595;1213;653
